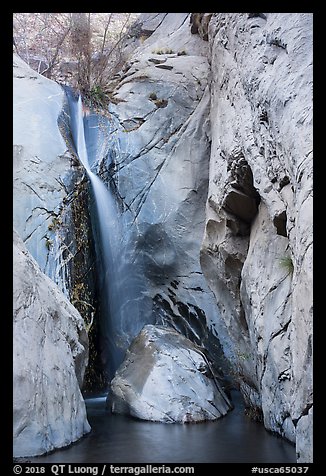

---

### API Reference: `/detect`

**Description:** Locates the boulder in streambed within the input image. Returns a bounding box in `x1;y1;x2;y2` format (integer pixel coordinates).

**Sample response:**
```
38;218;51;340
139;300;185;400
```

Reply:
109;325;232;423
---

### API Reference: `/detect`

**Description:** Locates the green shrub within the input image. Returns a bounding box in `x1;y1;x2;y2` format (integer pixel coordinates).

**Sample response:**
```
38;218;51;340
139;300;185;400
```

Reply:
279;255;294;275
244;406;263;423
44;236;53;250
88;84;109;108
48;216;62;231
237;352;251;361
153;98;168;108
152;48;174;55
148;92;168;108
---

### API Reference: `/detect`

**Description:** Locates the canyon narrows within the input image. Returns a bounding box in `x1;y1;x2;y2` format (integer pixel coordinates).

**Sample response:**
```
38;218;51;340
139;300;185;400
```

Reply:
13;13;312;463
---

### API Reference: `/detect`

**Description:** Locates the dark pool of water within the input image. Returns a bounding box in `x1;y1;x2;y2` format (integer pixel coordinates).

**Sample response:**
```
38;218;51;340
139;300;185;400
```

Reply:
30;392;296;463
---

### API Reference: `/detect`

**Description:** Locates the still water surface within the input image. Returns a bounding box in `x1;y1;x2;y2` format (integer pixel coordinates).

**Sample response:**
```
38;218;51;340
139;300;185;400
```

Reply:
31;392;295;463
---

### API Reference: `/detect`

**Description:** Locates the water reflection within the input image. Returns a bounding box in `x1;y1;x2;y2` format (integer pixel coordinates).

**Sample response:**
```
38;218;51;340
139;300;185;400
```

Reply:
30;392;296;463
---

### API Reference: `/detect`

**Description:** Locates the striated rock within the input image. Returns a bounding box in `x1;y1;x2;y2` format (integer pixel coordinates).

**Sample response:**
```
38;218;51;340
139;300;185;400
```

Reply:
190;13;213;41
95;13;227;374
200;13;312;461
13;12;312;461
109;325;232;422
295;407;313;463
13;54;95;302
13;53;72;282
13;54;102;389
13;230;90;457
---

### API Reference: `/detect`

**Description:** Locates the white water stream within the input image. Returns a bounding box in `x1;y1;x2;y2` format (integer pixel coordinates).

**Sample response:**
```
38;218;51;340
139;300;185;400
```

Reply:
74;96;126;375
67;93;153;378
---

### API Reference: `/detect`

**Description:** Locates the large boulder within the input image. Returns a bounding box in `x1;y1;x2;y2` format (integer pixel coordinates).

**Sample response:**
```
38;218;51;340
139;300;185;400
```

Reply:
13;230;90;457
199;13;312;461
109;325;232;423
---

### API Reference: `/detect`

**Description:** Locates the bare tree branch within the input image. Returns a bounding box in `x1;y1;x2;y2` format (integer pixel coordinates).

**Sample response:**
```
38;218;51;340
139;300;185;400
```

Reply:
92;13;131;86
101;13;113;55
13;12;138;103
41;21;72;77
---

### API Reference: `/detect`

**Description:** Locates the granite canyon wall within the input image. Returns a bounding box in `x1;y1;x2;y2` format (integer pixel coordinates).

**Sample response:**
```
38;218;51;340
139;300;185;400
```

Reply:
13;12;312;462
199;13;313;462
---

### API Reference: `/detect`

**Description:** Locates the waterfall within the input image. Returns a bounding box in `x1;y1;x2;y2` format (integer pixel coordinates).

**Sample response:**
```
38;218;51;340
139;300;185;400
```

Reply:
68;95;125;377
66;91;154;380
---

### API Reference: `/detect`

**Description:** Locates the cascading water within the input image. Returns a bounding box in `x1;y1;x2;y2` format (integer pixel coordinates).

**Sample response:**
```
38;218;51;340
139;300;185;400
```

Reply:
74;96;124;376
67;93;153;379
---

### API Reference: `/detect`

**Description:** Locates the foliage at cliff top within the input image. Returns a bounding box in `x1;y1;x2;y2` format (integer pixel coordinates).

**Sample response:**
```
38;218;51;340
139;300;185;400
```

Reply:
13;13;139;105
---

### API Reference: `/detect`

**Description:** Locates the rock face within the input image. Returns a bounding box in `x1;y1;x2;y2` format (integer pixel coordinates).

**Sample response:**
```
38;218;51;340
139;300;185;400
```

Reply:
13;53;72;284
101;14;312;459
13;52;96;317
199;13;312;462
109;325;232;422
13;230;90;457
13;12;312;462
97;13;227;376
13;54;104;390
